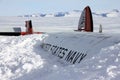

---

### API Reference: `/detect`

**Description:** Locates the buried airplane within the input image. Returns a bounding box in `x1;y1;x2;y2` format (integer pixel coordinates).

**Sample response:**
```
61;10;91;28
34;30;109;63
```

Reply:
40;6;120;64
0;6;101;64
1;6;117;65
0;6;93;36
0;20;43;36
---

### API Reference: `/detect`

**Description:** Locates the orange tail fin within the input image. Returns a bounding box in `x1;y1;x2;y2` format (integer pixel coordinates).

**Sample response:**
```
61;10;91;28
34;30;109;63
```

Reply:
25;20;33;34
77;6;93;32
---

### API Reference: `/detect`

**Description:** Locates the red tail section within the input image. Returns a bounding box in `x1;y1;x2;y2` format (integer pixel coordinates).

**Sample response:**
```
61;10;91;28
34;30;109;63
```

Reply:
21;20;43;35
77;6;93;32
25;20;33;34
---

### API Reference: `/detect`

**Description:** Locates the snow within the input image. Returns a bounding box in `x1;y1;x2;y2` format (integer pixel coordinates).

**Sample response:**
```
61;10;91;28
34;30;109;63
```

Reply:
0;14;120;80
0;35;45;80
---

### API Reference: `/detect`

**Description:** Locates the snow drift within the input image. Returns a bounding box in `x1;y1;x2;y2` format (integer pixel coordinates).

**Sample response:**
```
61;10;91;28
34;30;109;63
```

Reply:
0;32;120;80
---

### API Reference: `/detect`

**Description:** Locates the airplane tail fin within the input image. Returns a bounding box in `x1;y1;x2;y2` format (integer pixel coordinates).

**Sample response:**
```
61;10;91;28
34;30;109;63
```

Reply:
21;20;44;35
0;20;43;36
76;6;93;32
25;20;33;34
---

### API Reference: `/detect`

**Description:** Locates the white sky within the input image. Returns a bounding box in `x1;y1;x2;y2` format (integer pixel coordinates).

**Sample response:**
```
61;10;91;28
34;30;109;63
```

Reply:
0;0;120;16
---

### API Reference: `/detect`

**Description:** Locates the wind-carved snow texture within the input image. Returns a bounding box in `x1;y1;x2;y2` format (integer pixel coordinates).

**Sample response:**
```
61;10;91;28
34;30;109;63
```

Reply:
76;43;120;80
0;35;45;80
0;34;120;80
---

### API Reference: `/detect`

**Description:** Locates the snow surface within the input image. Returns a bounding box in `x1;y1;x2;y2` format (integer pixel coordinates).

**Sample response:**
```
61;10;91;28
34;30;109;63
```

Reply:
0;15;120;80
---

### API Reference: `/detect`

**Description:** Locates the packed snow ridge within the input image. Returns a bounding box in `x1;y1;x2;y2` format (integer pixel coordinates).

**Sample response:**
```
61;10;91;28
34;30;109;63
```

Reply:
19;9;120;18
0;33;120;80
